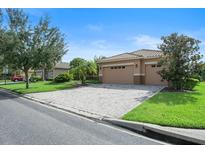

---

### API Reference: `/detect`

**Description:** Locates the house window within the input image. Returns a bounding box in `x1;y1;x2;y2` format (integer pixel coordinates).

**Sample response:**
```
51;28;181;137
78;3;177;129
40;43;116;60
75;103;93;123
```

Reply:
157;64;161;67
99;67;102;70
110;66;125;69
136;64;138;68
151;65;156;68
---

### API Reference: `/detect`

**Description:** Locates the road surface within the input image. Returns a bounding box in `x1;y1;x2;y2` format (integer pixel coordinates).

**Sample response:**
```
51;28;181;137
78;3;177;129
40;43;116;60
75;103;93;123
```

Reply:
0;90;165;145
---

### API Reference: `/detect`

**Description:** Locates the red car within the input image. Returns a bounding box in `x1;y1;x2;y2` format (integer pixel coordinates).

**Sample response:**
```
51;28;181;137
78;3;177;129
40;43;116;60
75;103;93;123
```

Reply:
11;75;24;82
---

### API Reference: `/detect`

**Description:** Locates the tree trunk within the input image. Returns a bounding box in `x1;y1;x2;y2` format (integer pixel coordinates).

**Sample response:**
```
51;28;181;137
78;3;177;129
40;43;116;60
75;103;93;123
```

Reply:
44;69;48;80
78;73;80;80
25;69;29;89
176;80;183;91
81;75;86;85
42;69;45;81
42;68;48;81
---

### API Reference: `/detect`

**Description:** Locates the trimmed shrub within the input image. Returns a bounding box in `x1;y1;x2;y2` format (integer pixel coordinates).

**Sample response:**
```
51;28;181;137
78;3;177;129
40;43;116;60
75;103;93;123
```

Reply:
184;78;199;90
54;73;73;83
201;70;205;81
191;74;201;81
86;75;99;80
30;75;42;82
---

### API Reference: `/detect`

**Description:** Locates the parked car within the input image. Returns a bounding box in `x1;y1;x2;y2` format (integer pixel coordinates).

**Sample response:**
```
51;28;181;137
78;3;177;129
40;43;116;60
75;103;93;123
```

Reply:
11;75;24;82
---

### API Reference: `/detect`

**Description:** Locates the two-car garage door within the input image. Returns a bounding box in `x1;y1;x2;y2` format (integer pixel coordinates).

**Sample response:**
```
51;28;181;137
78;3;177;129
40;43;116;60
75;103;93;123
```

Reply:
102;64;167;85
103;65;134;84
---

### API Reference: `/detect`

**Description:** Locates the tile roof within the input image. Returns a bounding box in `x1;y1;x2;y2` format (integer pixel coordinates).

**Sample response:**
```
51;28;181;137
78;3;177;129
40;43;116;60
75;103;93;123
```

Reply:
98;49;163;63
131;49;163;58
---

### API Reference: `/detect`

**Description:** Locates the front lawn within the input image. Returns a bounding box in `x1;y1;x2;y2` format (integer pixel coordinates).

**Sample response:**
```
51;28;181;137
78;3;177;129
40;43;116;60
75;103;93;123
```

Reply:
0;79;11;83
122;82;205;129
0;81;80;94
0;79;101;94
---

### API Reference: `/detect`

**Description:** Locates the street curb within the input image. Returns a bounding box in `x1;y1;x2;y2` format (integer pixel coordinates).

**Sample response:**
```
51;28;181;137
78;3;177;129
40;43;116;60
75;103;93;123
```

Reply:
103;118;204;145
0;89;109;121
2;88;203;145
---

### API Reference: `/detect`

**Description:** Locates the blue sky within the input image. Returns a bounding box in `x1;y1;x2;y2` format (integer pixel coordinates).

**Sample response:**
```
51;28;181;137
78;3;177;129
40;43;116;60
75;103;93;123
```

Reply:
23;8;205;62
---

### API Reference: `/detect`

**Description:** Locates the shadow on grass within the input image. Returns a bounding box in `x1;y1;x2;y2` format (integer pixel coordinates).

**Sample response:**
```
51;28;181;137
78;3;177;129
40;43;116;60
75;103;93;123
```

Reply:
44;81;79;85
85;80;101;84
148;91;201;105
45;80;100;85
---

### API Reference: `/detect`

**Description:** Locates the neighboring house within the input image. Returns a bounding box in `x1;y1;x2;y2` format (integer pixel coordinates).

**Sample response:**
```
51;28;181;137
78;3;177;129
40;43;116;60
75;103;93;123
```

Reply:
36;62;70;79
11;62;69;80
98;49;167;85
13;70;34;78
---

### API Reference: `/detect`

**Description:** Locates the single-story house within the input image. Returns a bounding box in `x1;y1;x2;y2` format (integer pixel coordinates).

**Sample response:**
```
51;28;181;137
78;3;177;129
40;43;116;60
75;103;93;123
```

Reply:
11;62;69;81
35;62;70;79
98;49;167;85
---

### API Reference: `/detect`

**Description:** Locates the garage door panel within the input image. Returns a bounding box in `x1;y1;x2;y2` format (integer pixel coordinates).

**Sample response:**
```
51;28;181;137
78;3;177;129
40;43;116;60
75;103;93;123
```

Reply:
103;65;134;84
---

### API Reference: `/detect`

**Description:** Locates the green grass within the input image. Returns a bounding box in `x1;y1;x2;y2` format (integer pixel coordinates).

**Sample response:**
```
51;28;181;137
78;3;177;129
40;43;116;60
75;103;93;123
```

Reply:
0;79;11;83
85;79;101;84
0;79;100;94
122;82;205;129
0;81;80;94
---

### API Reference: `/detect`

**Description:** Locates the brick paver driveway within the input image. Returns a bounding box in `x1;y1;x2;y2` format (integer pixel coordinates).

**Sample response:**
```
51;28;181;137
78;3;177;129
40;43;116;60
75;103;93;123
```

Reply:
26;84;163;118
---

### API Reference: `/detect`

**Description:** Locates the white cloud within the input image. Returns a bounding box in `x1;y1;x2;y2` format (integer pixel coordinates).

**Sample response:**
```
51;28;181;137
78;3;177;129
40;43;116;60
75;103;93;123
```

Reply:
131;34;161;49
182;28;205;39
90;40;107;49
86;24;103;32
63;35;162;62
62;39;116;62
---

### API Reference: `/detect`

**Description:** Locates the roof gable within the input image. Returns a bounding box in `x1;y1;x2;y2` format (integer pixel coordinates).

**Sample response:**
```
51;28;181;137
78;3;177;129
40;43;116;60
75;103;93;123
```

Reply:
98;49;163;63
131;49;163;58
55;62;70;69
103;52;141;61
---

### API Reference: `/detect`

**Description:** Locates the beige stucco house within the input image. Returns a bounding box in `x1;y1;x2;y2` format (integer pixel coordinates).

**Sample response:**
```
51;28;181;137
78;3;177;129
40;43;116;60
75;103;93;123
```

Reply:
98;49;167;85
51;62;70;79
35;62;70;79
12;62;69;80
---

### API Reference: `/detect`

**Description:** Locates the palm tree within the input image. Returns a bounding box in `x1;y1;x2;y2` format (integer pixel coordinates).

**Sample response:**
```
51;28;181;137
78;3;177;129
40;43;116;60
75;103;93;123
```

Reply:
70;60;97;84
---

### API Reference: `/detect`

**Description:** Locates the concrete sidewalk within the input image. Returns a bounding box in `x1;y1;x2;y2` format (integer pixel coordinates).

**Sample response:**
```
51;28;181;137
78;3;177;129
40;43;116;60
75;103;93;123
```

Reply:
103;118;205;144
0;81;23;85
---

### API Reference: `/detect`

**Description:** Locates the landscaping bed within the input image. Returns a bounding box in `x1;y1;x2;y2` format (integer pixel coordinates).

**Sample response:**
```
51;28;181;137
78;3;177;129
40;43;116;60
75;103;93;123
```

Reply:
122;82;205;129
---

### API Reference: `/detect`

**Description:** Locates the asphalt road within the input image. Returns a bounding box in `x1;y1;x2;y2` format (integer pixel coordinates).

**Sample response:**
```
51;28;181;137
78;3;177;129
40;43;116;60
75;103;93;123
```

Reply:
0;90;165;145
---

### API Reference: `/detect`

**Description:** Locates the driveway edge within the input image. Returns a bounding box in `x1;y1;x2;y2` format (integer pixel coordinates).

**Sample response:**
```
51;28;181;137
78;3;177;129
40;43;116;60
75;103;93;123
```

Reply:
103;118;204;145
0;89;108;121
